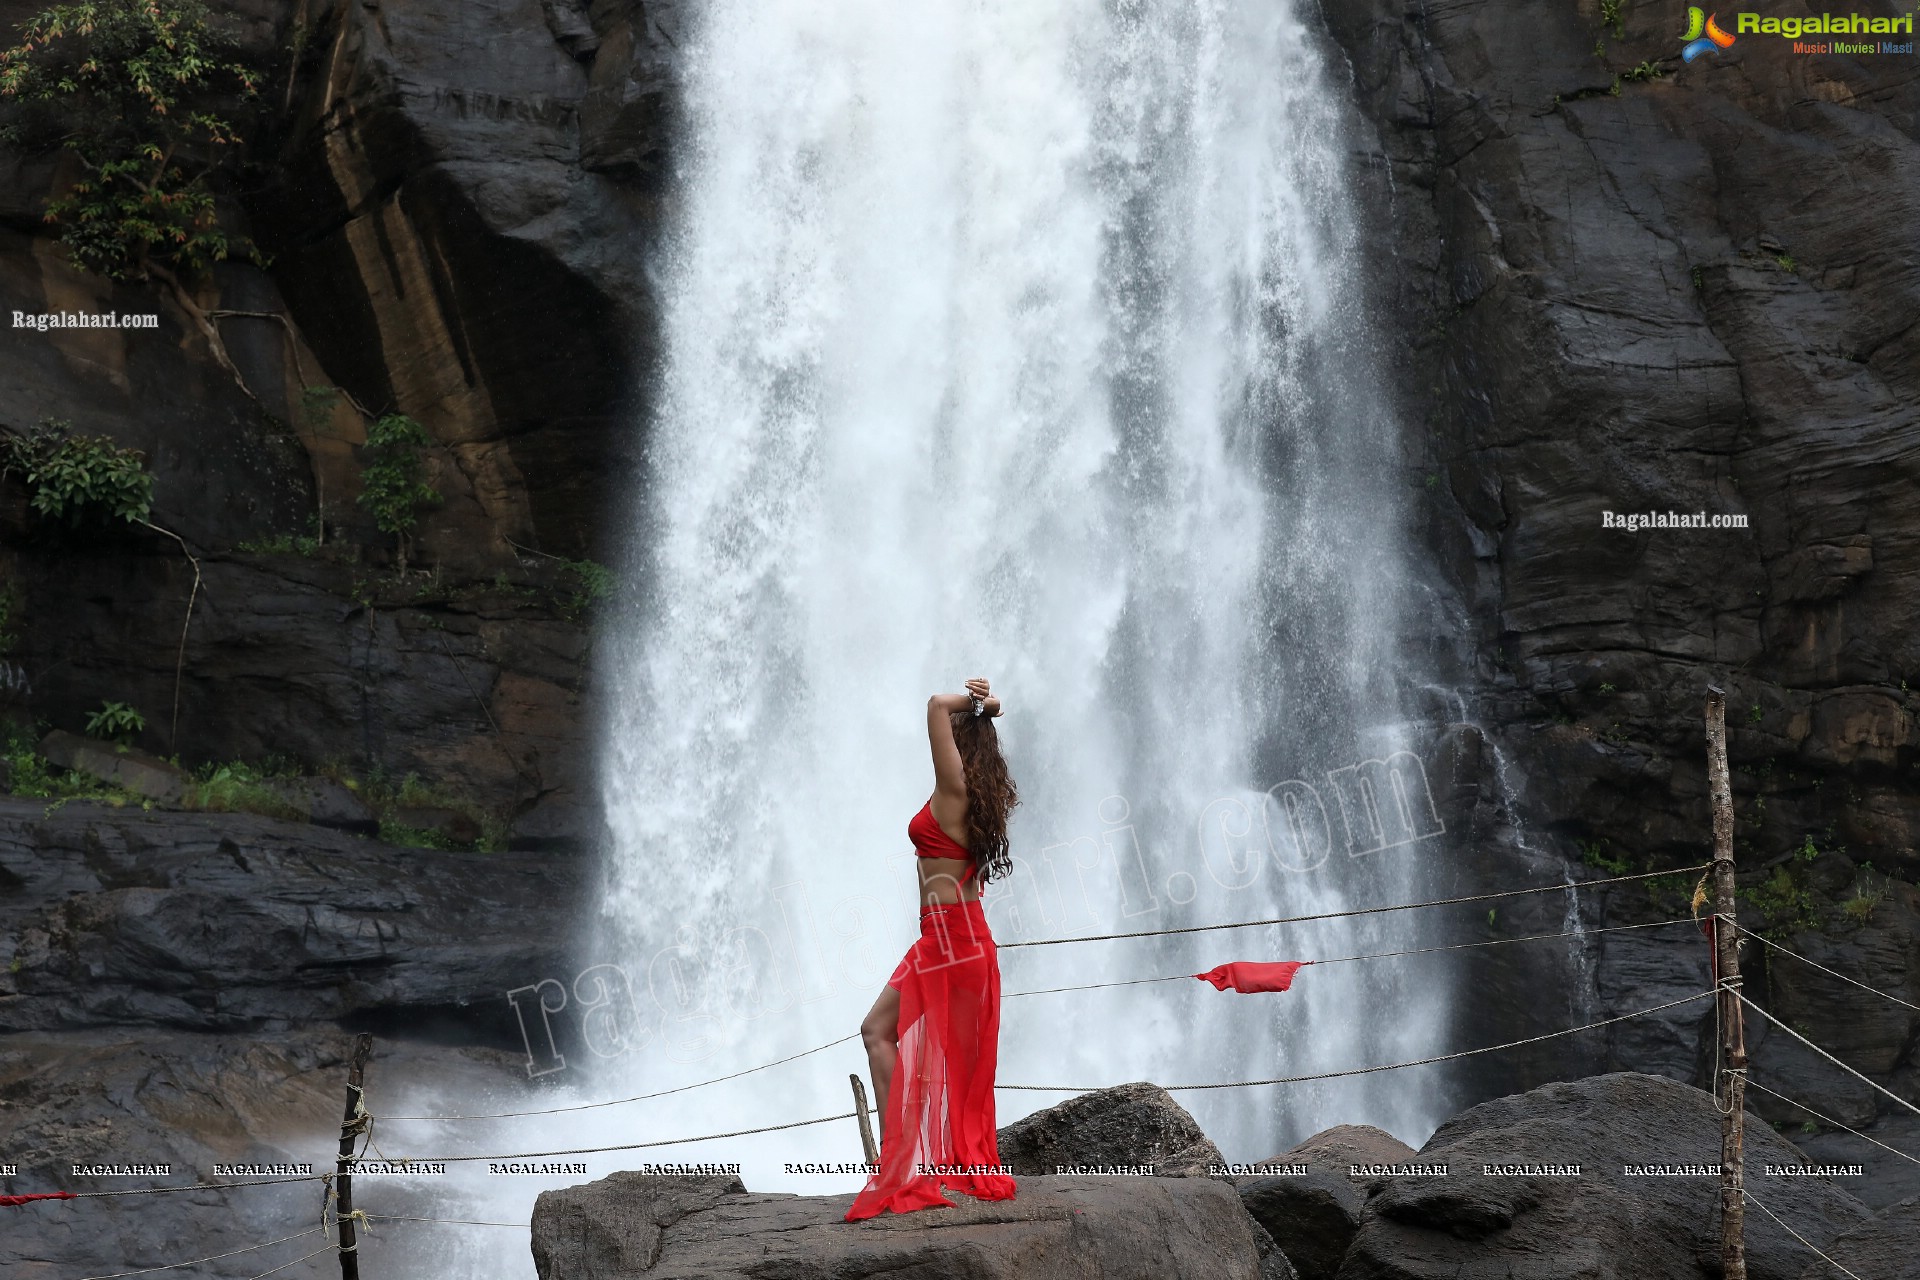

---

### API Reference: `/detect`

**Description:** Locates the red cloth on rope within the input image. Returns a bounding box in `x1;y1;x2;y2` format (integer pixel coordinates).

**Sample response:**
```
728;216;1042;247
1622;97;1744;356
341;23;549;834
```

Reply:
846;897;1016;1221
1195;961;1311;993
0;1192;74;1207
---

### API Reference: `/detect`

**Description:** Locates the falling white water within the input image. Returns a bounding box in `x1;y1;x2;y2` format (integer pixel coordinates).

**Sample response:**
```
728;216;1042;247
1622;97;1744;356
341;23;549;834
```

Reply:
568;0;1451;1208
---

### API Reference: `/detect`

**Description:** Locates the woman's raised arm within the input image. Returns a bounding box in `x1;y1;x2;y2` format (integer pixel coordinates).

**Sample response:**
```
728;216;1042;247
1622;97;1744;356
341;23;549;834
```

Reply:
927;678;1001;800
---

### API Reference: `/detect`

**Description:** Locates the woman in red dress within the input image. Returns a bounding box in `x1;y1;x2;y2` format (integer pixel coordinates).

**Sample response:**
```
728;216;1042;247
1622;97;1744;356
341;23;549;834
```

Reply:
844;677;1020;1221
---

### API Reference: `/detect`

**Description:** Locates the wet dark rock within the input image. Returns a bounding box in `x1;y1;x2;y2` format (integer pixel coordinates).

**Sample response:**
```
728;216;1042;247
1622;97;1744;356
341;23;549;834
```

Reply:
996;1081;1226;1177
388;803;482;846
6;549;592;822
1796;1196;1920;1280
0;798;584;1035
39;729;189;803
0;1026;529;1280
1319;0;1920;1138
262;775;379;833
1799;1113;1920;1212
530;1171;1279;1280
1237;1124;1416;1280
1334;1073;1872;1280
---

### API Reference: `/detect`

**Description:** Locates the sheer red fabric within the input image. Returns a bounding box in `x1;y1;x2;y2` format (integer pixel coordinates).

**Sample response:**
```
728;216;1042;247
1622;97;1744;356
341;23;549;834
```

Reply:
845;897;1016;1221
1195;960;1310;993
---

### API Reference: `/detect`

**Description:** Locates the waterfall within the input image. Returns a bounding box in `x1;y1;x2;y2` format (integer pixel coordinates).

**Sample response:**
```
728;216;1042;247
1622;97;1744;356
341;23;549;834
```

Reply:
589;0;1448;1187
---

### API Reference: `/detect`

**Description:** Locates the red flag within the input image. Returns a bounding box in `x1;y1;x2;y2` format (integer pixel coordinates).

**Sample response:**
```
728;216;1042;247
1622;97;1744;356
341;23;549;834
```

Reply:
1;1192;74;1207
1195;961;1310;993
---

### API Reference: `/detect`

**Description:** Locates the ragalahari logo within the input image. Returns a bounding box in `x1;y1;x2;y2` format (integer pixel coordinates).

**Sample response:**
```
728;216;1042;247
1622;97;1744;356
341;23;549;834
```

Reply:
1682;7;1738;60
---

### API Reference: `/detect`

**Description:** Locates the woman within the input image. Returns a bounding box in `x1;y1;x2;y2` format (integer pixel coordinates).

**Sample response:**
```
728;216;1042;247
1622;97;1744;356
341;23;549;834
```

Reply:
844;677;1020;1221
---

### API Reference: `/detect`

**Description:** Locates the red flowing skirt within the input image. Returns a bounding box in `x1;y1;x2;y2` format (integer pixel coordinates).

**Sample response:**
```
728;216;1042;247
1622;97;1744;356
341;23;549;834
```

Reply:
844;897;1017;1221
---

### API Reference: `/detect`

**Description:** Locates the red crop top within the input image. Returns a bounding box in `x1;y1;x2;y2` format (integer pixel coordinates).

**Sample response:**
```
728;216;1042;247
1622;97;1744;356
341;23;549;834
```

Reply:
910;799;976;883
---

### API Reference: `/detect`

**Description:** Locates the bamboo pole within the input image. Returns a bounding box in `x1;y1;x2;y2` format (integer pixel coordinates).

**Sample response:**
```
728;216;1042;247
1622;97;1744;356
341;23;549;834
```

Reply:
1705;688;1748;1280
850;1073;879;1167
336;1033;374;1280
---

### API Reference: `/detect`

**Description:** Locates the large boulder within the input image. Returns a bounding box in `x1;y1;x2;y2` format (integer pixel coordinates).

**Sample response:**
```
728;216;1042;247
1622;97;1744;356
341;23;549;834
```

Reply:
530;1171;1278;1279
1334;1072;1874;1280
39;729;190;803
1796;1196;1920;1280
995;1082;1225;1177
1237;1124;1416;1280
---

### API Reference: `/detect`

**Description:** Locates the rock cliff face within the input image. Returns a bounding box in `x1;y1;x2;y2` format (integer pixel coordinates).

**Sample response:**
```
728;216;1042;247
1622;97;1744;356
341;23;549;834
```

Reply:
1312;0;1920;1140
0;801;582;1278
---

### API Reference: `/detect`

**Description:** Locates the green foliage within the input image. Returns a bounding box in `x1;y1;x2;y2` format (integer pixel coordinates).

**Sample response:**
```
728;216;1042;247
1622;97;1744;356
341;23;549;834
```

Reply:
182;759;302;820
237;530;320;556
1599;0;1624;37
1;718;140;805
1598;682;1616;695
83;699;143;743
0;0;261;280
299;385;341;433
1621;60;1664;82
1;420;152;526
558;558;615;620
0;586;18;657
1577;838;1632;876
1774;254;1797;274
1748;703;1764;724
1690;265;1704;292
357;414;440;573
1742;863;1820;939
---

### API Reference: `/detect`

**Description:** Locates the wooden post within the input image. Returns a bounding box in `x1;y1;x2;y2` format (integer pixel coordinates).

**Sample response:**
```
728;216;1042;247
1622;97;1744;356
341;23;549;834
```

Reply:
336;1033;374;1280
1705;688;1748;1280
849;1073;879;1167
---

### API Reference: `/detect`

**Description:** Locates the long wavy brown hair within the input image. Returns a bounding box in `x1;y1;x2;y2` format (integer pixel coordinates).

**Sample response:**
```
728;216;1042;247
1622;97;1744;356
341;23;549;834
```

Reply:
950;712;1019;883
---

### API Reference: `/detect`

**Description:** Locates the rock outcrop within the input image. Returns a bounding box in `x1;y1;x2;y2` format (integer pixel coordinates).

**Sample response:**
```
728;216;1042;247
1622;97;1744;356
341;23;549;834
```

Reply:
1315;0;1920;1151
0;798;585;1034
530;1171;1282;1280
0;1026;530;1280
1796;1196;1920;1280
1334;1072;1873;1280
995;1081;1227;1178
1238;1124;1416;1280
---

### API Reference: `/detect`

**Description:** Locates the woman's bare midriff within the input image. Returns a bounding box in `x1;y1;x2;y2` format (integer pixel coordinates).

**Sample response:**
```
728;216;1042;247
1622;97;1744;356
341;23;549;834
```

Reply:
917;856;980;905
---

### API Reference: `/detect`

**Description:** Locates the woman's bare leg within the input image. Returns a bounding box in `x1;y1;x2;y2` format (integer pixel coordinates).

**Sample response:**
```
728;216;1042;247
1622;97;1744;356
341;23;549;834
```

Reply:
860;984;901;1141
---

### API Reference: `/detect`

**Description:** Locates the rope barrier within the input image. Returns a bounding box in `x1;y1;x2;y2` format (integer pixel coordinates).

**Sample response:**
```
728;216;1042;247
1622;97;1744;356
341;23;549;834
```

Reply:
69;1227;327;1280
383;1034;862;1122
364;1212;528;1228
384;917;1701;1123
1735;924;1920;1014
1741;1189;1869;1280
360;1110;856;1165
1006;917;1701;998
1744;1078;1920;1170
65;1174;329;1200
1000;989;1717;1092
247;1244;342;1280
996;864;1709;949
1737;993;1920;1124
